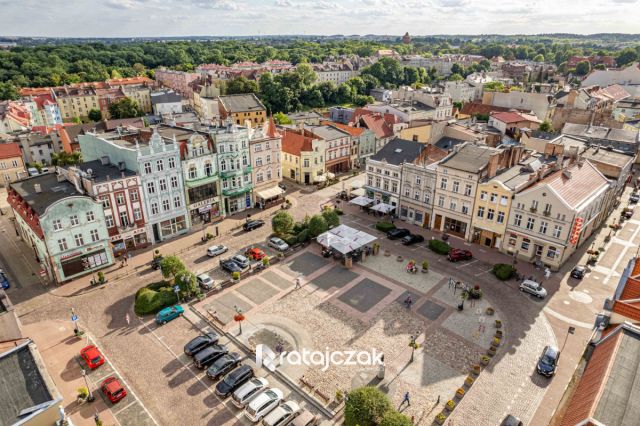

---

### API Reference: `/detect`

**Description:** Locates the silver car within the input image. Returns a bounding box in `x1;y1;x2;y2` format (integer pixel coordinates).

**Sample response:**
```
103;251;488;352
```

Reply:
197;273;215;290
519;279;547;298
207;245;228;257
232;377;269;408
268;237;289;252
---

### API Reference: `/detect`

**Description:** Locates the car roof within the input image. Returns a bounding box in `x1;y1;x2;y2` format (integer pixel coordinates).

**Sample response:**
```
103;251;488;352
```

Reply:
197;273;211;279
544;346;559;357
234;254;248;260
104;377;122;391
229;364;251;378
522;279;540;286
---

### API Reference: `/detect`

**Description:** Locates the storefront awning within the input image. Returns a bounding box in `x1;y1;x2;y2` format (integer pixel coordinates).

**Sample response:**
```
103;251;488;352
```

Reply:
370;202;395;213
315;175;327;182
256;186;284;200
351;187;366;197
327;172;336;179
350;195;374;206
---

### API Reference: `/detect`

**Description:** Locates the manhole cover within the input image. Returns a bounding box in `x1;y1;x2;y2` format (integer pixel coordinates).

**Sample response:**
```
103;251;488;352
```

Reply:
569;291;593;304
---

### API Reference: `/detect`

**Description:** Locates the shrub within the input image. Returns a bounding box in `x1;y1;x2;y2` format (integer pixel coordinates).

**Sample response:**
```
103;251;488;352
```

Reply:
380;410;413;426
322;209;340;228
232;271;240;281
272;211;294;236
134;282;176;315
297;229;310;243
375;222;396;232
492;263;515;280
335;208;344;215
308;215;328;237
422;260;429;270
344;386;392;426
283;234;298;246
428;239;450;255
77;387;89;399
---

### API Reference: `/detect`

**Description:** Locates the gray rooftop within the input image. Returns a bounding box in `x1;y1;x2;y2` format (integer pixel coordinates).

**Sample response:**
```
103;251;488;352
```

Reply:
562;123;639;144
287;111;323;120
440;143;501;173
530;130;557;140
75;160;137;182
219;93;266;113
581;145;635;169
11;173;86;215
435;136;467;151
307;125;351;141
0;341;56;426
151;90;182;105
369;137;424;165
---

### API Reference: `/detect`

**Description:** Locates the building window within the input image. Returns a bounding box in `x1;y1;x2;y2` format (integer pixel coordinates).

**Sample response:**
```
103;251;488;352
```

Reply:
52;219;62;231
477;206;485;218
221;159;227;171
119;211;129;227
490;193;497;203
58;238;68;251
130;190;139;201
368;176;373;186
452;181;459;193
440;178;448;189
424;192;430;205
133;207;142;220
521;238;530;250
553;225;562;238
168;157;176;169
147;182;155;194
526;217;535;230
414;191;420;201
544;203;551;214
100;196;110;208
162;199;170;211
464;184;472;196
450;199;457;211
170;176;178;188
156;160;164;171
174;195;181;208
151;203;159;215
189;166;197;179
497;211;505;223
547;246;558;259
383;180;389;191
487;209;495;220
205;162;213;176
404;187;410;197
462;204;469;215
500;195;508;206
116;193;125;205
415;176;421;185
508;234;517;246
438;195;445;207
105;215;114;227
266;169;272;179
256;172;264;183
266;154;271;164
539;221;548;234
303;159;309;167
531;200;539;210
86;211;95;222
74;233;84;247
144;162;152;174
70;215;79;226
480;191;487;200
391;182;398;193
90;229;99;242
514;214;522;227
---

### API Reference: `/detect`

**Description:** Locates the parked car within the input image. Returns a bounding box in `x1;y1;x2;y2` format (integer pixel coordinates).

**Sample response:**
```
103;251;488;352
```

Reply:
0;271;10;289
232;377;269;408
245;248;266;261
220;258;243;273
447;248;473;262
197;273;215;291
80;345;105;370
207;245;228;257
184;332;219;356
193;344;229;369
244;387;284;422
231;254;251;269
243;220;265;232
206;352;242;380
519;280;548;299
570;265;587;279
151;256;164;270
630;193;640;203
278;183;287;191
501;414;523;426
262;400;301;426
624;206;635;219
268;237;289;252
155;305;184;325
101;377;127;403
290;410;318;426
386;228;410;240
215;364;255;397
401;234;424;246
536;345;560;377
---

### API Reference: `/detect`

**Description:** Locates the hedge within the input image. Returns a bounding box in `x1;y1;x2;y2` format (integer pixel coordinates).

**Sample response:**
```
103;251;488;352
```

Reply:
297;229;310;243
134;282;177;315
283;233;298;246
428;239;451;255
375;222;396;232
492;263;515;280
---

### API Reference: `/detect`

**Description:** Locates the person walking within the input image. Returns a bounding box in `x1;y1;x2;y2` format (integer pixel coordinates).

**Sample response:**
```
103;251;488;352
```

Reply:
125;312;130;326
401;391;410;406
295;278;301;289
404;295;413;309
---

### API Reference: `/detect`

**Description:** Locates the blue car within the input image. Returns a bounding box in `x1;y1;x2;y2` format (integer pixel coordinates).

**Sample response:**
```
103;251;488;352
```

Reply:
0;272;9;289
155;305;184;325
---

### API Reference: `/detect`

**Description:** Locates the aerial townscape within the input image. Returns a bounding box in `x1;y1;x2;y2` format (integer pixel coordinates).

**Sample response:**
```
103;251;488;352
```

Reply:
1;2;640;426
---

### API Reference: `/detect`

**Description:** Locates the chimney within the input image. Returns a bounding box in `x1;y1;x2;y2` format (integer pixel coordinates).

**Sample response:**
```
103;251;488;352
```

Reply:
100;156;110;166
34;183;42;193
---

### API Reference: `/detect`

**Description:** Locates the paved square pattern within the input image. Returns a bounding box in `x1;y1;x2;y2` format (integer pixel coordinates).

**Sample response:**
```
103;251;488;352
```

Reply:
360;254;444;294
283;252;329;276
396;290;421;306
204;292;253;324
416;299;446;321
236;278;279;305
337;278;391;313
310;266;358;290
261;270;292;290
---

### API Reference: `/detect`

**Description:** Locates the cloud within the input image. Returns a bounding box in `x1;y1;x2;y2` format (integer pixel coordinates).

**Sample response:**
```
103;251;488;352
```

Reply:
105;0;137;9
611;0;637;3
191;0;239;9
434;0;470;7
275;0;293;5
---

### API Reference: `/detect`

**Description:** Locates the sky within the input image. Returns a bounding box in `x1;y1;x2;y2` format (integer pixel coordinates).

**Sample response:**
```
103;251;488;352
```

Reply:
0;0;638;38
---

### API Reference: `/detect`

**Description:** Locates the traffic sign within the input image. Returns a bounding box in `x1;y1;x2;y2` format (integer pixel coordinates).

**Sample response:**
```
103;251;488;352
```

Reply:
173;285;180;292
71;315;78;322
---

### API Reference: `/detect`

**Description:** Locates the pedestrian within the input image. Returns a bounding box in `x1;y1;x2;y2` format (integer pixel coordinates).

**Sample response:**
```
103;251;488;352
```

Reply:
401;391;410;406
437;395;440;404
275;341;284;353
295;278;301;289
404;295;413;309
125;312;130;326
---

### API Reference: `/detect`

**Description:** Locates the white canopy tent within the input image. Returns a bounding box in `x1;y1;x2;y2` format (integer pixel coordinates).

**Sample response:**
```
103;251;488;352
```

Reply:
350;187;366;197
349;195;374;206
370;203;395;214
317;224;377;254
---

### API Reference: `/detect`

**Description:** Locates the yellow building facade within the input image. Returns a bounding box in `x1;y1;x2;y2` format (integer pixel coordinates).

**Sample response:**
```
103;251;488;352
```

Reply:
470;180;513;248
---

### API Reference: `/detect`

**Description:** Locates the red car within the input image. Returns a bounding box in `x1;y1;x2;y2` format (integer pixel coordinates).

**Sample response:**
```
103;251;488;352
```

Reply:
80;345;105;370
245;248;266;261
101;377;127;403
447;248;473;262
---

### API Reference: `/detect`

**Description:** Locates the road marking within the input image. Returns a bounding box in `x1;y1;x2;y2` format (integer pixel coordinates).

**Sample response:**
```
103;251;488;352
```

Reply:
480;267;493;274
542;307;593;329
112;400;137;415
604;221;640;283
457;259;479;268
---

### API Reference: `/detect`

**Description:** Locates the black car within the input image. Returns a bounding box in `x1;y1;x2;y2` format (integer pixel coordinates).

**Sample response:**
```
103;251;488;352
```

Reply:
243;220;265;232
206;352;242;380
193;344;229;369
501;415;523;426
184;333;219;357
387;228;410;240
401;234;424;245
630;193;640;203
220;258;243;273
536;345;560;377
278;183;287;191
571;265;587;279
215;364;254;397
151;256;164;270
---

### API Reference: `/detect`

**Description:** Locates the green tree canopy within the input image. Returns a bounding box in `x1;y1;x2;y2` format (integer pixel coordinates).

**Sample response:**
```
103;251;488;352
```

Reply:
109;97;142;119
380;411;413;426
344;387;393;426
575;60;591;76
225;76;259;95
308;215;328;238
484;81;505;92
51;151;82;166
159;255;187;283
272;211;294;236
88;109;102;122
273;112;292;125
0;82;19;100
539;120;554;133
322;209;340;228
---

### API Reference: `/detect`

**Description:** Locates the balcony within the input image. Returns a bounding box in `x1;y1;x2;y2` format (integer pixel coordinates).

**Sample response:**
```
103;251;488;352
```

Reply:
220;169;242;179
243;165;253;174
222;184;253;197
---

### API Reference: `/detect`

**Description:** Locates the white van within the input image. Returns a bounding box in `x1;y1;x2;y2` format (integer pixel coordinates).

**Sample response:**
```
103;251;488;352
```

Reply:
244;388;283;423
232;377;269;408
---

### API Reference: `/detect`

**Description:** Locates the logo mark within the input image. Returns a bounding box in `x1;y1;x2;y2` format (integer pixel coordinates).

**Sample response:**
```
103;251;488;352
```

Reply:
256;344;277;372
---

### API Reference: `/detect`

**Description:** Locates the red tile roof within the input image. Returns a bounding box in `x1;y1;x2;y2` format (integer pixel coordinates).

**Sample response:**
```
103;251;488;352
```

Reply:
281;129;316;156
490;111;540;124
0;143;22;159
320;121;365;137
357;114;394;139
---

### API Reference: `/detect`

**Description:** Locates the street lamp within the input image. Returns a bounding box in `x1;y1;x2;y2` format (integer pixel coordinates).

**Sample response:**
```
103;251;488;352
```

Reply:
81;369;95;402
561;326;576;353
233;305;245;335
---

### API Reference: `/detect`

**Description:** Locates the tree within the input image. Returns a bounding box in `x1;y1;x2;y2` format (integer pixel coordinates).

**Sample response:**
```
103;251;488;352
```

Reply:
159;255;187;283
533;54;545;63
616;48;638;67
380;411;413;426
109;97;142;119
273;112;292;125
51;151;82;166
539;120;553;133
448;73;463;82
344;387;392;426
575;60;591;76
225;76;259;95
175;270;198;298
322;209;340;228
295;63;317;86
484;81;505;92
308;215;328;238
272;211;294;236
0;82;19;100
88;109;102;122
